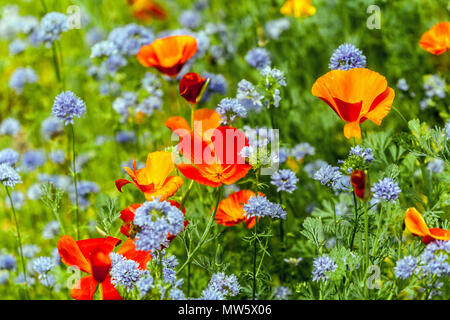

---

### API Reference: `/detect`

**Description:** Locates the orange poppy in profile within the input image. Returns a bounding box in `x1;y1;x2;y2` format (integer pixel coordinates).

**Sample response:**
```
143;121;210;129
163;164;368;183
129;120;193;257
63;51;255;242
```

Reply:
120;201;188;241
179;72;207;104
281;0;316;18
404;207;450;244
137;35;197;77
419;22;450;55
127;0;168;22
176;126;252;187
165;108;221;141
115;151;184;201
350;169;368;200
214;190;263;228
312;68;395;139
57;236;150;300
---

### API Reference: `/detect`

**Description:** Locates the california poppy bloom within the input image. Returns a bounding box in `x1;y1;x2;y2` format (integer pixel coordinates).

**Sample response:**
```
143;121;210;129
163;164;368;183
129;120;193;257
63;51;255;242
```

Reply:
312;68;395;139
419;22;450;55
137;35;197;77
404;207;450;244
176;126;252;187
127;0;168;22
120;201;188;241
179;72;207;104
215;190;263;228
115;151;184;201
165;108;221;141
57;236;150;300
281;0;316;18
350;169;368;200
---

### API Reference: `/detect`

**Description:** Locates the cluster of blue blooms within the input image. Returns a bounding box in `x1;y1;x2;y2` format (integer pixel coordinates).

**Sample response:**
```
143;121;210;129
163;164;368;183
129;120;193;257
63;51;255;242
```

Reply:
419;74;446;110
110;253;147;292
371;178;401;203
199;272;240;300
9;67;38;94
243;195;287;220
329;43;367;71
216;98;247;124
52;91;87;125
312;255;337;282
271;169;299;193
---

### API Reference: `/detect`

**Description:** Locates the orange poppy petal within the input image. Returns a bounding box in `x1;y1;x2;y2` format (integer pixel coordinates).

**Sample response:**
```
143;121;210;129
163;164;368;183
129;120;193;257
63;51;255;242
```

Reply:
404;207;431;238
115;179;132;192
100;276;122;300
429;228;450;241
419;22;450;55
165;116;191;137
70;275;97;300
177;163;222;187
117;239;152;270
57;235;92;274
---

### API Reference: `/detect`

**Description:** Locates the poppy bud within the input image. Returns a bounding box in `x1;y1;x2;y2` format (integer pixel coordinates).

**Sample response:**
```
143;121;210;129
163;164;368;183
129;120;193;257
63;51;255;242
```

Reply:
350;169;368;200
179;72;207;104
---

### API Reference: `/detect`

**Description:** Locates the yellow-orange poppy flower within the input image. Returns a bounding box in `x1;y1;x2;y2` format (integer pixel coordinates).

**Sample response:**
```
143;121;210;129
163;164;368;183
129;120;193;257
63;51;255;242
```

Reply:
404;207;450;244
165;108;221;141
312;68;395;139
281;0;316;18
419;22;450;56
214;190;263;228
115;151;183;201
137;35;197;77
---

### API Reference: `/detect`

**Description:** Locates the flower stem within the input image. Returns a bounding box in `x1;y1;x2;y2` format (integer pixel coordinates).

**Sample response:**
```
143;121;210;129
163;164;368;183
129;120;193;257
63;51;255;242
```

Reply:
349;192;359;251
364;202;369;270
70;124;80;240
252;219;258;300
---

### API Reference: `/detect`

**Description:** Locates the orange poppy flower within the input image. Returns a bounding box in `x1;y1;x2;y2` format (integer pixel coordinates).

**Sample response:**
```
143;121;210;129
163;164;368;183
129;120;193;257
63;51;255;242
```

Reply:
120;200;188;241
404;207;450;244
137;35;197;77
350;169;368;200
165;108;221;141
281;0;316;18
312;68;395;139
115;151;184;201
176;126;252;187
57;236;150;300
215;190;263;228
128;0;168;22
179;72;207;104
419;22;450;56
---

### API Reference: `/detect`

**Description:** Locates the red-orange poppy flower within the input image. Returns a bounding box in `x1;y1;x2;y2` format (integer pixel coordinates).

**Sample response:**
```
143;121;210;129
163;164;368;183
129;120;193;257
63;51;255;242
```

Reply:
312;68;395;139
419;22;450;56
120;201;188;241
115;151;184;201
137;35;197;77
179;72;207;104
280;0;316;18
127;0;168;22
214;190;264;228
350;169;368;200
404;207;450;244
57;236;150;300
176;126;252;187
165;108;221;141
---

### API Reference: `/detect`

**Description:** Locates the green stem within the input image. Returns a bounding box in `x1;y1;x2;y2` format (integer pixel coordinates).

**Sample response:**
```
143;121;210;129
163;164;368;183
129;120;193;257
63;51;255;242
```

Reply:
364;202;369;270
349;192;359;251
179;180;194;210
70;124;80;240
51;43;61;85
252;219;258;300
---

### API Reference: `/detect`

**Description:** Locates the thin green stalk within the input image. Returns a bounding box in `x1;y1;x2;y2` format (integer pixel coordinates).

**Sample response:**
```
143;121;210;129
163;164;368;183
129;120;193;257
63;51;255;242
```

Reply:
252;219;258;300
364;202;369;270
5;186;29;299
180;180;194;210
51;43;61;85
349;192;359;251
70;124;80;240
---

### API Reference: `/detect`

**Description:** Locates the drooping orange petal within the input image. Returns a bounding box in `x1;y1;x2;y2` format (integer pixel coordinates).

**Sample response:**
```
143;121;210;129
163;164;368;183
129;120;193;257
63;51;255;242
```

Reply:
404;207;431;238
100;276;122;300
57;235;92;274
429;228;450;241
70;275;98;300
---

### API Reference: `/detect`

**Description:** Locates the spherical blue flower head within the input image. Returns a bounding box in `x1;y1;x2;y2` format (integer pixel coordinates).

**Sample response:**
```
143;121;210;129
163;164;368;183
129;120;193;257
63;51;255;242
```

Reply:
115;130;137;144
21;150;46;172
260;67;287;87
0;164;22;187
9;38;27;55
39;12;68;45
313;165;342;187
134;199;185;252
136;96;162;116
136;275;154;297
329;43;367;71
9;67;38;94
0;117;21;136
216;98;247;124
49;150;66;164
418;241;450;278
394;255;418;280
15;272;35;286
0;149;19;166
69;181;100;209
243;195;287;220
274;286;291;300
109;253;145;291
41;117;63;140
0;254;17;271
397;79;409;92
32;257;55;275
5;191;25;210
292;143;315;160
108;23;154;56
427;158;444;174
312;255;337;282
179;10;202;29
349;145;373;163
303;159;327;178
169;287;186;300
23;244;40;259
245;48;271;70
39;274;55;287
199;272;240;300
371;178;401;202
423;74;446;99
141;73;163;97
265;18;290;40
42;220;60;239
236;79;264;112
201;72;227;102
271;169;299;193
162;255;182;286
52;91;87;125
90;40;118;59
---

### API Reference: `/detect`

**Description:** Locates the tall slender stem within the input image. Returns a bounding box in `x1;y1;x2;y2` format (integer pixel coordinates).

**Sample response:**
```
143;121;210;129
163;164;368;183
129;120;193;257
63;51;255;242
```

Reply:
252;220;258;300
350;192;359;251
70;124;80;240
364;202;369;270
